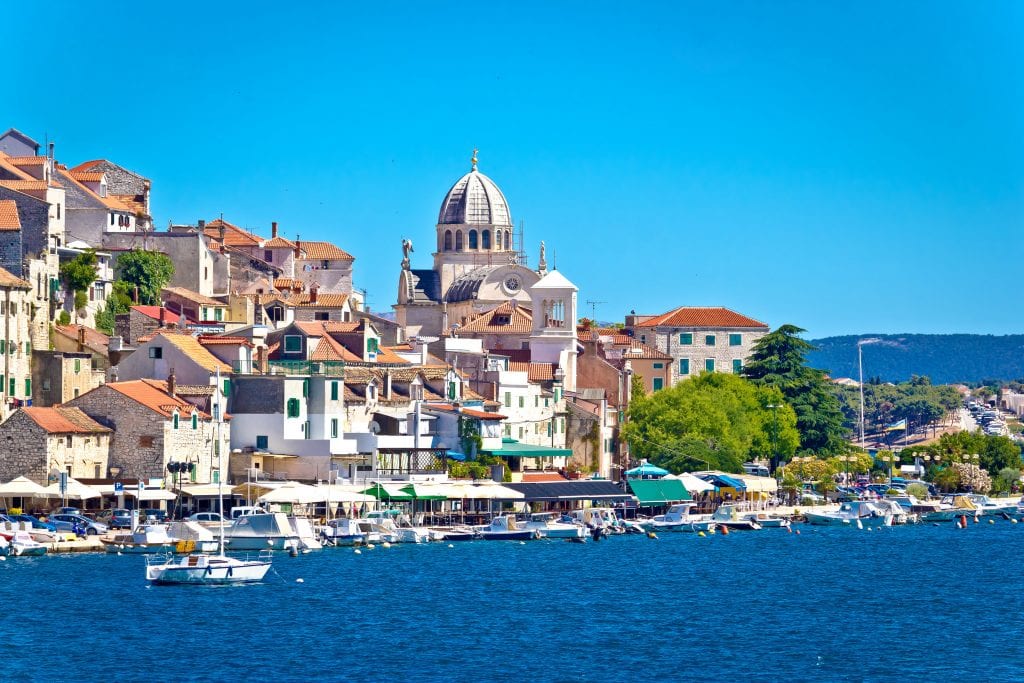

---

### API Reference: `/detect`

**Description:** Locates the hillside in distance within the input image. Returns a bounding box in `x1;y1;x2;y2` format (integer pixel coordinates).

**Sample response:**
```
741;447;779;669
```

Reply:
807;334;1024;385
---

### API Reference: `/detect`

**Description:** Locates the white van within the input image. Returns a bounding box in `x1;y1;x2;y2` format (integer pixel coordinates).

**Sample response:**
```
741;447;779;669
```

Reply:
229;505;267;520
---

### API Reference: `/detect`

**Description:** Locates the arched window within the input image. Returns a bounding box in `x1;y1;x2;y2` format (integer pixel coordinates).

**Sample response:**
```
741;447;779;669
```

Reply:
444;230;452;251
482;230;491;249
468;230;478;249
455;231;464;250
494;230;502;250
504;231;511;250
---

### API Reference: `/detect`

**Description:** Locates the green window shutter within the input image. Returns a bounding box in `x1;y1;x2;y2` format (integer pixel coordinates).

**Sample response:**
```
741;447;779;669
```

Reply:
215;308;223;321
0;375;4;393
24;378;30;396
448;382;456;400
705;335;716;346
287;398;300;418
8;378;14;395
302;379;309;397
331;419;338;438
202;307;208;320
652;378;663;390
518;396;524;408
733;359;742;373
653;362;663;369
173;413;179;429
0;341;5;354
256;435;269;449
679;359;689;375
729;334;742;346
705;359;715;372
679;333;692;345
504;392;511;407
213;470;220;483
191;413;198;429
74;359;81;373
223;379;231;396
331;381;339;400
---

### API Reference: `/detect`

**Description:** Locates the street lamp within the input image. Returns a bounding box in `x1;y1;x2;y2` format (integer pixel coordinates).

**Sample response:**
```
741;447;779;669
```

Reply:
766;404;780;474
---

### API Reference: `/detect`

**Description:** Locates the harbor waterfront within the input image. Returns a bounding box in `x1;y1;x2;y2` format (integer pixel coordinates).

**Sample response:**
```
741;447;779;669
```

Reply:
3;521;1024;682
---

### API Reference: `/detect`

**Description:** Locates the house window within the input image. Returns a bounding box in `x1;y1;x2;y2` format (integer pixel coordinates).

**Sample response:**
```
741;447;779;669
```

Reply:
66;435;72;448
223;379;230;396
330;381;339;401
679;333;692;345
482;230;491;249
447;382;456;400
74;359;81;374
330;419;338;438
705;335;716;346
191;413;198;429
455;231;464;250
172;412;179;429
284;335;302;353
304;421;311;439
534;396;539;408
652;378;664;391
302;379;309;397
444;230;452;250
0;341;5;354
544;398;549;408
314;312;329;321
256;435;269;450
679;359;690;375
705;359;715;373
733;359;743;373
213;470;220;483
24;378;30;396
504;424;511;436
149;347;162;359
286;398;301;418
504;392;511;407
8;378;13;395
729;333;742;346
0;374;4;393
215;308;223;322
468;230;478;249
640;335;646;344
518;396;524;408
653;363;663;369
264;250;273;263
366;338;379;354
202;307;209;320
110;213;115;225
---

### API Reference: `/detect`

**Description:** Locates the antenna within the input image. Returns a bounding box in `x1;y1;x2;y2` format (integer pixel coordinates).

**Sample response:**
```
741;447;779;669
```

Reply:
585;300;607;321
517;220;527;266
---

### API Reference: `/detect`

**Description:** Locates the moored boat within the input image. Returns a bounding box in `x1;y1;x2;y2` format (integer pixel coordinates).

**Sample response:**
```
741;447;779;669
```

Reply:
523;513;586;539
711;504;762;531
805;500;892;527
641;503;715;533
742;512;790;529
479;515;540;541
7;530;47;556
146;550;273;584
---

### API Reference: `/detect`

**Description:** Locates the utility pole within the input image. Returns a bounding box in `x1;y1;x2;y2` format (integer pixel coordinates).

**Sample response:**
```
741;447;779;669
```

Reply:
585;300;606;322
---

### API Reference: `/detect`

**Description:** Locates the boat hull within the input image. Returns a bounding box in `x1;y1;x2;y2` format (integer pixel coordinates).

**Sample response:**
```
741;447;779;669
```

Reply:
146;554;272;585
481;530;539;541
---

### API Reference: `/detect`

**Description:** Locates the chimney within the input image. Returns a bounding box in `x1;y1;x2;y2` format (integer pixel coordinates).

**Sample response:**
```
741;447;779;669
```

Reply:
198;219;206;230
257;345;268;374
271;221;278;239
159;307;166;327
219;225;226;242
309;283;318;304
384;370;392;401
167;369;176;398
77;326;86;352
294;235;301;258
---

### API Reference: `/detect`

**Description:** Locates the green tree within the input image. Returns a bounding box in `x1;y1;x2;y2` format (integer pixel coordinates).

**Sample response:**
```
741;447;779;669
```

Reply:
622;372;799;473
115;250;174;305
94;281;134;335
60;250;98;293
742;324;849;455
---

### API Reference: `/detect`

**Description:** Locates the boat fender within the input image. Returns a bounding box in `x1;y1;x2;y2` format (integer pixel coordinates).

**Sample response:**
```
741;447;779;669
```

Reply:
795;530;800;535
205;566;213;576
646;532;657;539
786;526;792;534
1013;519;1019;524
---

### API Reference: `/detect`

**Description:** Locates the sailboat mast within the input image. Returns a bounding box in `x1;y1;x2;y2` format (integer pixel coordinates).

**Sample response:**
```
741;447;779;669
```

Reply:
215;368;226;555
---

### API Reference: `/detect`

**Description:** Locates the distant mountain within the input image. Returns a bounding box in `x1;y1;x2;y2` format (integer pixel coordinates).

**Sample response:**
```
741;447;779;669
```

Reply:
807;334;1024;385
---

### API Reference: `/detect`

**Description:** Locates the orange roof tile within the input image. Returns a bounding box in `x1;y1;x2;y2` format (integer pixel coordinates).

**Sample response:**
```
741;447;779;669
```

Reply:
310;335;361;363
273;278;302;291
5;156;47;166
0;200;20;230
149;332;232;373
373;346;410;365
0;152;34;181
103;379;210;419
458;302;533;335
264;236;296;249
54;324;110;351
21;407;111;434
132;306;183;324
203;218;263;247
607;336;672;360
68;170;105;182
424;403;506;420
198;335;253;348
297;241;353;261
634;306;768;329
68;159;105;173
0;266;30;289
268;292;350;308
162;286;224;307
52;168;135;212
0;179;53;200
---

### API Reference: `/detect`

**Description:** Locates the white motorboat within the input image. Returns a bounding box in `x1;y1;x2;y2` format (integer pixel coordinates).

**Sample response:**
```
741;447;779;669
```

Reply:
101;524;179;554
570;507;626;534
224;512;300;551
361;511;432;543
319;518;369;546
7;530;47;556
742;512;790;529
872;499;912;524
478;515;541;541
641;503;715;533
805;501;893;527
711;504;762;530
965;494;1017;517
523;513;587;539
146;370;272;586
287;516;323;550
920;495;980;522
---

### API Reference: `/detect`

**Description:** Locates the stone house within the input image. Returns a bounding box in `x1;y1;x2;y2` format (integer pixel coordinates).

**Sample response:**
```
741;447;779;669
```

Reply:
68;379;228;484
626;307;770;385
113;330;232;402
0;266;32;420
114;305;185;346
0;406;111;484
31;350;104;406
67;159;151;228
52;324;111;373
161;286;228;324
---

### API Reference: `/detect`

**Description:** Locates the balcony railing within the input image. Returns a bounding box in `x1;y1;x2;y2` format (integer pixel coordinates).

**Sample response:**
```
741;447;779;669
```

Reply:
231;360;347;376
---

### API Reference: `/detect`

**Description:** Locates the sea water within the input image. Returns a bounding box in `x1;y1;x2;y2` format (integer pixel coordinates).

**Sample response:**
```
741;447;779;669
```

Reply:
3;522;1023;682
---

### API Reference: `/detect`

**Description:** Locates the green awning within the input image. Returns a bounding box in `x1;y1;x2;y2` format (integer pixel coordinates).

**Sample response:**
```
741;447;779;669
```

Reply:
361;483;414;501
400;483;446;501
628;478;691;505
482;438;572;458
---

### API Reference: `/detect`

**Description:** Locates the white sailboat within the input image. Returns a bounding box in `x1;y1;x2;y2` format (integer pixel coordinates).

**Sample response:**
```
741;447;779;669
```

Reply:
146;371;272;585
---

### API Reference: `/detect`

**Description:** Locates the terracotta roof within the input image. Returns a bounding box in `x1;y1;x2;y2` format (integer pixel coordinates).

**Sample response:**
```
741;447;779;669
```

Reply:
20;407;111;434
425;403;506;420
608;337;672;361
264;236;296;249
203;218;263;247
0;179;54;199
309;335;361;363
273;278;302;291
68;159;106;173
132;306;183;324
290;321;361;336
162;286;224;307
528;363;556;381
373;346;410;365
54;324;110;351
52;168;134;212
198;335;253;348
5;156;47;166
458;302;533;334
68;170;105;182
634;306;768;329
521;472;569;482
0;266;30;289
297;241;353;261
268;292;350;308
148;332;233;373
0;200;20;230
103;379;211;419
0;152;34;181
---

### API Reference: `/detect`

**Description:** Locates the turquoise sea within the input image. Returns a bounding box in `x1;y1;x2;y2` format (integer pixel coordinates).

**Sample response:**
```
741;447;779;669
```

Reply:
4;522;1023;682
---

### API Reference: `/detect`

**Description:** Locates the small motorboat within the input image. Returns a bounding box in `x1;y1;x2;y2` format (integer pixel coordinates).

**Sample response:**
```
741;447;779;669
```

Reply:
433;525;480;541
742;512;790;529
101;524;179;554
7;530;47;556
805;500;893;527
523;513;586;539
711;504;762;530
479;515;540;541
641;503;716;533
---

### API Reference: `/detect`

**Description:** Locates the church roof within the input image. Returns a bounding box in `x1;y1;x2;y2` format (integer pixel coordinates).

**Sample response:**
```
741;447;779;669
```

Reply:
404;269;441;303
444;265;503;303
458;302;533;334
438;167;512;227
532;269;577;291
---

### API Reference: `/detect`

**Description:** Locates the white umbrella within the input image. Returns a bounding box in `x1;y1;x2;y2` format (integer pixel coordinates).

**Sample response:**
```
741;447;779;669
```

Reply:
257;482;326;504
0;476;48;497
471;482;525;499
667;472;715;494
318;487;376;504
41;477;102;500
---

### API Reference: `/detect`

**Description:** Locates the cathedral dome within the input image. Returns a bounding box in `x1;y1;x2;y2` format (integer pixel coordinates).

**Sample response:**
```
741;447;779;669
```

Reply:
437;162;512;227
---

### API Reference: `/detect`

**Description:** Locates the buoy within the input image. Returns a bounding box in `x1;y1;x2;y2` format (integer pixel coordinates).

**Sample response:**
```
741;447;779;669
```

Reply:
296;578;304;583
519;541;526;545
1013;519;1019;524
795;529;801;535
989;519;995;525
0;556;6;561
786;526;792;534
382;541;392;548
366;543;375;549
720;525;730;536
447;543;454;548
647;532;658;539
959;515;967;527
354;549;362;554
856;520;863;530
697;531;706;537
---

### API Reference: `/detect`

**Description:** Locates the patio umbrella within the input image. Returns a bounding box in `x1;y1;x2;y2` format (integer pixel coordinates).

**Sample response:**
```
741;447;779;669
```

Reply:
41;477;102;500
0;476;48;497
258;482;326;505
666;472;716;493
360;483;414;502
625;463;670;477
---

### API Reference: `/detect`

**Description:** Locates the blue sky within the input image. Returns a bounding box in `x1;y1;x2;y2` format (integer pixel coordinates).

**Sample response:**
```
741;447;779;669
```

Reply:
7;1;1022;338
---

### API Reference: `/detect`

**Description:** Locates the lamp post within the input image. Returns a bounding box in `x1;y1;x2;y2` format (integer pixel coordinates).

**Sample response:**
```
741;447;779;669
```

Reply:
767;404;780;474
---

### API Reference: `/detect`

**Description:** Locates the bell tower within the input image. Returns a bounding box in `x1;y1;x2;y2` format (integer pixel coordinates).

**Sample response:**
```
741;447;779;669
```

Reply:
528;268;578;391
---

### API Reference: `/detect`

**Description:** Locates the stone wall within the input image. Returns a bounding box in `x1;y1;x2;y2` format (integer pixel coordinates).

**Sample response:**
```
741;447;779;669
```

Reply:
0;412;110;483
0;286;33;420
638;327;768;385
31;350;102;407
0;187;48;269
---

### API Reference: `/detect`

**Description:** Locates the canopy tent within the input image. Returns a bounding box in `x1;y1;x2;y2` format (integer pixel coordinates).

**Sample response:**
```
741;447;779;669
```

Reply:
735;475;778;494
664;472;716;493
319;486;376;504
361;482;415;502
400;483;447;501
699;473;748;491
125;489;178;501
41;478;102;500
482;438;572;459
469;482;526;499
504;480;634;502
625;462;670;478
0;476;48;497
628;478;691;506
258;482;327;505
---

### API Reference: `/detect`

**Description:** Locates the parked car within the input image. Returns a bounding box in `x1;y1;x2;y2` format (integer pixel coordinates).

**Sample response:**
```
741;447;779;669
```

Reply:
140;508;167;523
187;512;227;525
49;513;108;536
96;509;134;529
6;514;57;532
50;506;82;517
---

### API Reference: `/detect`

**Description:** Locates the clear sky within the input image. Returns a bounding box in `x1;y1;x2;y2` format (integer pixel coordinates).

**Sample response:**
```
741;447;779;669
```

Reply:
7;1;1022;338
